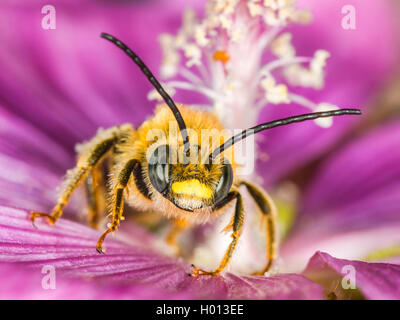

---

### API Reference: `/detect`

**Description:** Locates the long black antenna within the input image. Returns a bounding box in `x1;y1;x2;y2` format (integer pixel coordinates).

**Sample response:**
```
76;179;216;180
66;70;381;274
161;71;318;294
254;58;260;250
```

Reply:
210;109;362;161
101;32;191;155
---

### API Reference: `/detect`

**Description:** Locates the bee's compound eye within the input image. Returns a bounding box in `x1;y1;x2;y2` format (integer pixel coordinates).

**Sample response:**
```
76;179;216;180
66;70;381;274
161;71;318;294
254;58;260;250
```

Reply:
214;162;233;204
148;145;170;193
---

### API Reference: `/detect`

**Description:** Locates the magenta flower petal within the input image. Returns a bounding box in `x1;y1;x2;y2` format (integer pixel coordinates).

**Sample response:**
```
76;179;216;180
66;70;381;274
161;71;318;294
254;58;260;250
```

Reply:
0;107;71;172
302;120;400;220
257;0;399;185
281;223;400;273
0;0;200;149
303;252;400;300
0;262;190;300
0;155;60;211
280;120;400;271
0;205;324;299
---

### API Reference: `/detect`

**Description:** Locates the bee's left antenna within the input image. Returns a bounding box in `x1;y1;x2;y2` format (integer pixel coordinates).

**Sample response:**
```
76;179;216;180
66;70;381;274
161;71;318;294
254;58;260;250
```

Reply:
101;32;191;155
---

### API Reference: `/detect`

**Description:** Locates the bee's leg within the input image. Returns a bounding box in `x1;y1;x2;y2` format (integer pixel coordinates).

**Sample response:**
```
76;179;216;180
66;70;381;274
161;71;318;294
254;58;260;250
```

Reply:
191;191;244;277
30;166;95;225
30;125;133;225
85;166;106;229
96;159;136;253
240;180;277;275
166;218;188;256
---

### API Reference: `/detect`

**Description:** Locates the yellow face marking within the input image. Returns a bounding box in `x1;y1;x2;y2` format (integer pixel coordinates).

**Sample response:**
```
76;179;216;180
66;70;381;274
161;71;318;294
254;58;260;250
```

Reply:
171;179;213;199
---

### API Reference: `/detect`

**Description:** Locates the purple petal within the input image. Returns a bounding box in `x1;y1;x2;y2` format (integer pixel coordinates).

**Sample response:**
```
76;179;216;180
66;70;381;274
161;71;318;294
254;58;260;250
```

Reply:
0;0;200;149
257;0;399;185
281;223;400;273
0;205;324;299
0;107;72;173
0;262;191;300
279;121;400;271
302;120;400;218
303;252;400;300
221;273;324;300
0;154;60;211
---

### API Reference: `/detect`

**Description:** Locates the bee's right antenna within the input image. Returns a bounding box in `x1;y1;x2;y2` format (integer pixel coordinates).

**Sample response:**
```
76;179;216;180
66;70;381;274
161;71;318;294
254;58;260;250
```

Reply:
209;108;362;161
101;32;191;155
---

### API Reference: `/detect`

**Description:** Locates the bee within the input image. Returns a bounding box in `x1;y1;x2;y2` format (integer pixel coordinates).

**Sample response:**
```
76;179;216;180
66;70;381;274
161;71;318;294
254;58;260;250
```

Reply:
30;33;361;276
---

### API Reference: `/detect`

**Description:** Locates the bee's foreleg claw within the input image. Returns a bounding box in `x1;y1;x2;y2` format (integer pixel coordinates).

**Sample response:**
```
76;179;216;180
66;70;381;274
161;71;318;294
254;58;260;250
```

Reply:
30;211;56;226
190;265;221;277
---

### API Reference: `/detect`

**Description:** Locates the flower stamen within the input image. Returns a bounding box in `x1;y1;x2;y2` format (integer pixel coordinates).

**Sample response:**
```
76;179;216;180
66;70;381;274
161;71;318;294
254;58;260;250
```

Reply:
155;0;337;130
213;50;230;64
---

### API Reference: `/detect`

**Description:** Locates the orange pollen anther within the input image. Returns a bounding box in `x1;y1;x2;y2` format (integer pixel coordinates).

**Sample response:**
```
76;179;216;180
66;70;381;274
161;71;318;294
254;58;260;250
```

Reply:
213;50;230;64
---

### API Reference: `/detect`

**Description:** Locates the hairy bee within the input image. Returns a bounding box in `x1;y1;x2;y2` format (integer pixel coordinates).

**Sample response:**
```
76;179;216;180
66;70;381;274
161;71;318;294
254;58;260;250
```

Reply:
31;33;361;276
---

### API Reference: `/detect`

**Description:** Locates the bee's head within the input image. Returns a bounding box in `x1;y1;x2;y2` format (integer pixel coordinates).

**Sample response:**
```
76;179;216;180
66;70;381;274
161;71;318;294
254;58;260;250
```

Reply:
147;145;233;211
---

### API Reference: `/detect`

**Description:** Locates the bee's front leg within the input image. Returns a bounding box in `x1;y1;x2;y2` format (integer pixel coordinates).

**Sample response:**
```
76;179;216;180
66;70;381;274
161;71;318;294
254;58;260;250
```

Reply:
31;166;97;226
240;180;277;276
30;125;133;226
96;159;137;253
191;191;244;277
85;165;107;229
